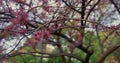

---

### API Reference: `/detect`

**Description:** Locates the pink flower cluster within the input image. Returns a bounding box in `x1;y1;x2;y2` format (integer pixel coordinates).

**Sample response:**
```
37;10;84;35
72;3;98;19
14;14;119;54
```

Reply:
12;11;28;25
17;29;29;35
0;0;2;5
4;10;29;35
34;30;50;41
111;25;119;30
12;0;26;3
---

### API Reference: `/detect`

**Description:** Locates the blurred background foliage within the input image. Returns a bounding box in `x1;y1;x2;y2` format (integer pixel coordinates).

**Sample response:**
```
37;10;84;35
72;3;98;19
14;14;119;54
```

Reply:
6;30;120;63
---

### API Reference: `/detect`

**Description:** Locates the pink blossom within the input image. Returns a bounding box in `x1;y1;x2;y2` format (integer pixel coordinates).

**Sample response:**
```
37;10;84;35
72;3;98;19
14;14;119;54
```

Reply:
11;10;28;25
44;30;50;39
19;29;28;35
111;25;119;30
34;32;41;41
42;0;48;4
0;0;2;5
4;23;15;31
11;18;20;24
34;35;40;41
18;11;28;22
12;0;20;2
34;30;50;41
42;6;53;12
12;0;26;4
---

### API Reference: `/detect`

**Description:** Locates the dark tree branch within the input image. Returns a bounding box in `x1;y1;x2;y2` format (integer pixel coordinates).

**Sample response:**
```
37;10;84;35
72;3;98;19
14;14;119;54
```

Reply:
81;0;86;26
56;32;67;63
52;32;93;54
97;44;120;63
86;0;101;20
110;0;120;15
62;0;81;14
1;52;85;63
86;0;93;7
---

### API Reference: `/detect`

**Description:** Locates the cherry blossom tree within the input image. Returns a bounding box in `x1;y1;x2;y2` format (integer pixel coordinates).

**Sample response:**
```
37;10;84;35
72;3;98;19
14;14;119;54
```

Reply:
0;0;119;63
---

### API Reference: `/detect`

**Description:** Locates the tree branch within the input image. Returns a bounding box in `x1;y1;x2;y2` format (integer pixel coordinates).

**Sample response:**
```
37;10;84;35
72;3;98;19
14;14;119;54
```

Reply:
110;0;120;15
62;0;81;14
86;0;101;19
97;44;120;63
1;52;85;63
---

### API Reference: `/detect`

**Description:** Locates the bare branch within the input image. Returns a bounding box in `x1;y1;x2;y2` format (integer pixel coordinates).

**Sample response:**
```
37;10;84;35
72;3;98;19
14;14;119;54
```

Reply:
97;44;120;63
110;0;120;15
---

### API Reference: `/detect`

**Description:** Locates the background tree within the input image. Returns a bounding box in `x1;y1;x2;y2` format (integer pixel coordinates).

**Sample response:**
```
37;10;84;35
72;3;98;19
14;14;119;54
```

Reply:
0;0;119;63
